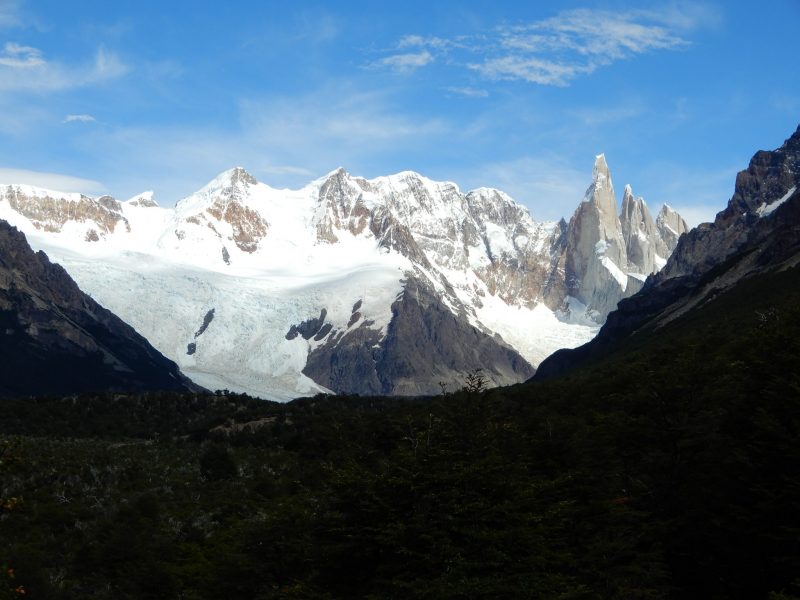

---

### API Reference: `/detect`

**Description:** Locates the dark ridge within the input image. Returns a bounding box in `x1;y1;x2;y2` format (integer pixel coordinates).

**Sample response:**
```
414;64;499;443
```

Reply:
0;219;201;397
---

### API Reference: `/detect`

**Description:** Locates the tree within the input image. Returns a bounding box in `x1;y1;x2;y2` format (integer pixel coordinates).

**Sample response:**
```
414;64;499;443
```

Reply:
463;368;488;394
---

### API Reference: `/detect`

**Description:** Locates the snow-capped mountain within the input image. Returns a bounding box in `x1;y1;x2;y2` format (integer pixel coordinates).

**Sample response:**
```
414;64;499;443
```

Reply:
0;157;685;399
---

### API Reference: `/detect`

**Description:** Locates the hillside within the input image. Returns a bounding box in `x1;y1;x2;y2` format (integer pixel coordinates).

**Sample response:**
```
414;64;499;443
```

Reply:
0;221;200;398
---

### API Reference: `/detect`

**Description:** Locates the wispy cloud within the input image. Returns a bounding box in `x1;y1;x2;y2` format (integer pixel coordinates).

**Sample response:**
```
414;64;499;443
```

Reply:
375;6;708;86
474;9;690;86
368;32;471;73
63;114;96;123
240;89;447;147
444;86;489;98
0;167;106;194
398;34;460;50
371;50;433;73
260;164;315;177
0;42;43;67
0;44;127;92
471;56;592;87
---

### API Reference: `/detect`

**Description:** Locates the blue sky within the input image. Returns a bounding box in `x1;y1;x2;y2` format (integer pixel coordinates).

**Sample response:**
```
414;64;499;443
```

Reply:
0;1;798;225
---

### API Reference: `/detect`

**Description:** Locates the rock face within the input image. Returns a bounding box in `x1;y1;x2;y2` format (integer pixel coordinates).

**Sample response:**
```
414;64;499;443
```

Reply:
655;204;688;257
562;155;630;318
620;185;659;275
536;124;800;380
557;156;681;320
312;169;567;311
658;126;799;282
0;185;129;238
171;167;269;254
0;161;686;400
302;278;534;395
0;220;200;398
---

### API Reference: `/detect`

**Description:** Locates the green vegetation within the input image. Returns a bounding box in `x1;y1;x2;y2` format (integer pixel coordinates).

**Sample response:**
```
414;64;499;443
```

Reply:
1;266;799;599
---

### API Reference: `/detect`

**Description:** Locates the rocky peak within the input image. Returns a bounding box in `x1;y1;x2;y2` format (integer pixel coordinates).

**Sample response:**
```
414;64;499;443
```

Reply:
0;184;129;238
376;171;456;217
563;157;639;319
655;204;688;254
465;188;524;228
593;153;611;182
96;195;122;211
175;167;269;254
588;154;616;214
227;166;258;188
660;125;800;281
191;167;259;204
724;125;800;223
620;185;658;275
315;168;372;243
537;123;800;381
127;191;159;208
621;184;634;204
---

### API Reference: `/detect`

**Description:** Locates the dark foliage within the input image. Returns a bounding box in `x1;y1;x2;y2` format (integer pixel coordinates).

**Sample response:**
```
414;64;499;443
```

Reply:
0;266;799;598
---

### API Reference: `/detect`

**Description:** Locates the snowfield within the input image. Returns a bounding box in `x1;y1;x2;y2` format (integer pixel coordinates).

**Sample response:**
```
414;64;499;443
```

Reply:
1;168;605;400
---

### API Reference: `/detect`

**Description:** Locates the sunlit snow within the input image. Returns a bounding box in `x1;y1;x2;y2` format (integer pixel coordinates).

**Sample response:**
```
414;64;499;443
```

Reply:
757;186;796;217
1;170;602;400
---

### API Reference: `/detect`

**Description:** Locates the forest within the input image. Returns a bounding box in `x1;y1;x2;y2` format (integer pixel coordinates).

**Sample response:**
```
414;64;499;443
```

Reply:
1;264;799;599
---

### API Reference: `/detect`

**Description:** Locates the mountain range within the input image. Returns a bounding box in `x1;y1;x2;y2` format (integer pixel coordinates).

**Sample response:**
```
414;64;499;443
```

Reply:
0;156;685;399
1;124;798;600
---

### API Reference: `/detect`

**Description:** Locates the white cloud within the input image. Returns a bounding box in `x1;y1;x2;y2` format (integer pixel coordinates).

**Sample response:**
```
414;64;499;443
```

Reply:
398;35;455;50
0;45;128;92
378;5;708;86
372;50;433;73
0;167;106;194
0;42;43;67
521;9;689;59
64;114;96;123
444;86;489;98
369;34;467;73
470;55;592;87
473;9;690;85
